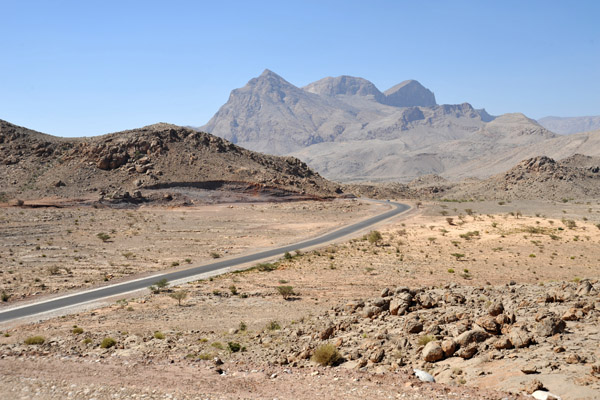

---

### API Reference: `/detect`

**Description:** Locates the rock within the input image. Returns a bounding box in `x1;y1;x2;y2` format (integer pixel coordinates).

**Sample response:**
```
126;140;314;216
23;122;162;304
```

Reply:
561;308;582;321
456;343;478;359
54;180;65;187
455;329;490;347
405;317;423;334
535;314;566;337
389;292;412;315
441;339;456;357
531;390;562;400
344;300;364;312
576;280;593;296
372;297;390;310
475;315;499;334
319;326;335;340
413;368;435;382
488;301;504;316
213;357;223;366
565;354;582;364
380;288;391;297
360;306;382;318
493;337;513;350
369;348;385;363
422;341;444;362
520;364;539;374
522;379;545;393
508;327;532;348
417;292;437;308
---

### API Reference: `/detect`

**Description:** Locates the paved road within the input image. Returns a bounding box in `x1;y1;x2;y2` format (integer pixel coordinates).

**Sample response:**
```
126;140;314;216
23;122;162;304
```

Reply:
0;200;409;323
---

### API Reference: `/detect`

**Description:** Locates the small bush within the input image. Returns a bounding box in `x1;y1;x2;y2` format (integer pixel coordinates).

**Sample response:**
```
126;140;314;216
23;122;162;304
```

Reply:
100;337;116;348
451;253;465;261
96;232;111;242
367;230;383;245
24;336;45;345
1;292;9;302
72;327;84;335
238;321;247;331
229;285;238;295
312;344;342;366
169;290;188;306
266;321;281;331
257;263;278;272
448;268;455;273
276;285;294;300
228;341;242;352
154;331;165;340
418;335;435;346
284;251;293;260
211;342;224;350
83;338;92;344
210;252;221;259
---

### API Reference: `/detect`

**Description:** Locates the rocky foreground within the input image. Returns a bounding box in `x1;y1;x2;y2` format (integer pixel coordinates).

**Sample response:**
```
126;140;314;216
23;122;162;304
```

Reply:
1;280;598;399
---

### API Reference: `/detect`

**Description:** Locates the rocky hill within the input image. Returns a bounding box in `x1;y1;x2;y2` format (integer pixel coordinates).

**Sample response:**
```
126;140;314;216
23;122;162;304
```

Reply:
445;154;600;201
538;115;600;135
0;120;342;204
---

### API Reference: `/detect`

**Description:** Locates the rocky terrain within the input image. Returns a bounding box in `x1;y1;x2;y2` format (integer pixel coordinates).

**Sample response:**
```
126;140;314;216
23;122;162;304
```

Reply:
0;119;342;205
444;155;600;201
200;70;600;183
538;116;600;135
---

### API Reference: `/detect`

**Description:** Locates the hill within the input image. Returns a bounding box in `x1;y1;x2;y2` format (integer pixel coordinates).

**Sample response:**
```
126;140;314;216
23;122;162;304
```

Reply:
445;154;600;201
0;120;342;205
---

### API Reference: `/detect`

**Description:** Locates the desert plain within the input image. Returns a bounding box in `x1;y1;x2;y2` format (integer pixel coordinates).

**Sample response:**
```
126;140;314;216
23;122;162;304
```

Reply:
1;197;599;400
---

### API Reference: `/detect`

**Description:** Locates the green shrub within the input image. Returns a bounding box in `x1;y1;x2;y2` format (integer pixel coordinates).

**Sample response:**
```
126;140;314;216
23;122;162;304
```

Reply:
229;285;238;295
210;252;221;259
448;268;455;273
238;321;247;331
100;337;116;348
276;285;294;300
83;338;92;344
24;336;45;345
1;292;9;302
228;342;242;352
154;331;165;340
96;232;111;242
284;251;293;260
72;327;84;335
169;290;188;306
312;344;342;366
367;230;383;245
211;342;224;350
266;321;281;330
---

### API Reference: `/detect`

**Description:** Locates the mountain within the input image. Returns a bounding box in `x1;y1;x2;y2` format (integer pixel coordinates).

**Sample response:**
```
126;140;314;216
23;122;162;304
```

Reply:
0;119;341;204
537;116;600;135
200;70;599;183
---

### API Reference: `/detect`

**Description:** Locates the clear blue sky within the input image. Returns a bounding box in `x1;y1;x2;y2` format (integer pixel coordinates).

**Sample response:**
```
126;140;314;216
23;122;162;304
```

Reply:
1;0;598;137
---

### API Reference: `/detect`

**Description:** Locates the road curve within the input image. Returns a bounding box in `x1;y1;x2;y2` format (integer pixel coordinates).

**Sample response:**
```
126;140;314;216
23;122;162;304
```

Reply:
0;200;410;323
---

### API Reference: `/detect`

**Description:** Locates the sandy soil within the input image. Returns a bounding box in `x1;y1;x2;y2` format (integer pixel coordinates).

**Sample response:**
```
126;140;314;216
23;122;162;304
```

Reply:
1;199;599;399
0;199;375;303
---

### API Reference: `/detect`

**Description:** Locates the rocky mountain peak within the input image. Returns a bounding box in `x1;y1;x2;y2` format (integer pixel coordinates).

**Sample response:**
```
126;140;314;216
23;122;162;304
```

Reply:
303;75;384;99
383;80;437;108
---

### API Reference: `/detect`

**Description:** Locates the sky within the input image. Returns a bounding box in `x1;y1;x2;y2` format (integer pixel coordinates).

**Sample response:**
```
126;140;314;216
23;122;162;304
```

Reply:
1;0;599;137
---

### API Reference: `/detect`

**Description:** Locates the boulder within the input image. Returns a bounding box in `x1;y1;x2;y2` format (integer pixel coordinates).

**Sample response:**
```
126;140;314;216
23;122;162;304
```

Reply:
441;339;456;357
455;329;490;347
422;341;444;362
389;292;412;315
488;301;504;316
508;327;532;348
456;343;478;359
405;317;423;334
475;315;499;334
535;314;566;337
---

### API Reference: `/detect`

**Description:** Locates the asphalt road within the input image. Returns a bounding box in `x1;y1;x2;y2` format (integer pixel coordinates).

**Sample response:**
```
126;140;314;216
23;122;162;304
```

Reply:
0;200;409;323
